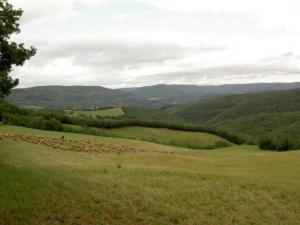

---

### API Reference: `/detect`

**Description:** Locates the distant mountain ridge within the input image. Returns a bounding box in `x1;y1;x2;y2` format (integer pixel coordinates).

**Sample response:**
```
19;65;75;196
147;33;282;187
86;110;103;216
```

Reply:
6;86;141;109
6;82;300;108
122;82;300;105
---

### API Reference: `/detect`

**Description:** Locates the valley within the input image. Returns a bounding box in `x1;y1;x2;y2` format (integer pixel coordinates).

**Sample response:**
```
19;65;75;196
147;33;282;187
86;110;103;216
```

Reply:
1;1;300;224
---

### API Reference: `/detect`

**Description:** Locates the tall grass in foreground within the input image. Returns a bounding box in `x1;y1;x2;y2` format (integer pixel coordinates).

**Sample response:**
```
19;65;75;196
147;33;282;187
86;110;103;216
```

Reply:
0;126;300;225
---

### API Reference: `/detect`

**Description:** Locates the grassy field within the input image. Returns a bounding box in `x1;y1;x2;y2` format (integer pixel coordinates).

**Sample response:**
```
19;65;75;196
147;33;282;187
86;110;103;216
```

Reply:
65;125;233;149
72;108;125;118
1;125;300;225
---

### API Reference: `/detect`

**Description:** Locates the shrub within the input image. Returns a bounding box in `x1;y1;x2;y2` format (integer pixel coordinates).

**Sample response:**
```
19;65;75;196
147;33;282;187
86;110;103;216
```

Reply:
259;136;297;151
40;118;63;131
214;141;231;148
2;113;62;131
259;137;276;151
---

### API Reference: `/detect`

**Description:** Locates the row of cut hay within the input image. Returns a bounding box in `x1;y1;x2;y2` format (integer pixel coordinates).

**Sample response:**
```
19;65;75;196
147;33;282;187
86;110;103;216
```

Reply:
0;133;175;155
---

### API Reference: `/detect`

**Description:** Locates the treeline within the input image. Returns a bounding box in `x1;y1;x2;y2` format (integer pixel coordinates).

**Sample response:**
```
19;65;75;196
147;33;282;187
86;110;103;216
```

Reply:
3;99;300;151
213;111;300;151
66;116;245;145
0;100;245;145
0;100;63;131
259;136;300;151
3;113;63;131
75;106;115;112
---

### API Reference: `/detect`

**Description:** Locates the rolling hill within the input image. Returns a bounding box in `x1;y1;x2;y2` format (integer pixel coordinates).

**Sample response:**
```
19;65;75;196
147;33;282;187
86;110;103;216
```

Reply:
1;125;300;225
174;88;300;123
64;125;233;149
6;82;300;108
5;86;142;109
170;88;300;143
213;112;300;142
4;86;300;146
122;82;300;105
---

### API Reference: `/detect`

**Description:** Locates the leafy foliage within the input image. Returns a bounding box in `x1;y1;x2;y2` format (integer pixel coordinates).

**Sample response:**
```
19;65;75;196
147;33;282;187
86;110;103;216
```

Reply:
213;111;300;146
0;99;62;130
0;0;36;97
259;136;298;151
166;89;300;150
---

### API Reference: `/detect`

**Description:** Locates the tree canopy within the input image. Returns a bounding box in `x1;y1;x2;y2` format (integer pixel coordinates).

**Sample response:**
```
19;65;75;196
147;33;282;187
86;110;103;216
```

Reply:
0;0;36;97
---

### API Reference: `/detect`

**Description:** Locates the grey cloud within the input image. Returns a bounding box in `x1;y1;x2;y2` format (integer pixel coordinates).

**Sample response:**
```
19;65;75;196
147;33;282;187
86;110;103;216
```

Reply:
19;38;300;87
258;52;300;65
34;38;225;69
130;62;300;86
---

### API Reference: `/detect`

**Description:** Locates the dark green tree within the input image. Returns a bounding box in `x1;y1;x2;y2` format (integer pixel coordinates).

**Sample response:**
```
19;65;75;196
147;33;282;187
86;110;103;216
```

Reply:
0;0;36;97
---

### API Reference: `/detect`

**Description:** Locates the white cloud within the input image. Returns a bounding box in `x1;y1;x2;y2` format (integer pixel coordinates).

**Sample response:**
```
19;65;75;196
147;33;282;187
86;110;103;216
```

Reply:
10;0;75;24
7;0;300;88
142;0;300;31
76;0;116;5
11;33;300;88
9;0;300;32
74;0;300;32
110;14;129;21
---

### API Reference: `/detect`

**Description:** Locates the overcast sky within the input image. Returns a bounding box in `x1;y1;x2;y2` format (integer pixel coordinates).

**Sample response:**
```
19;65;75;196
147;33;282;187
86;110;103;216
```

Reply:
9;0;300;88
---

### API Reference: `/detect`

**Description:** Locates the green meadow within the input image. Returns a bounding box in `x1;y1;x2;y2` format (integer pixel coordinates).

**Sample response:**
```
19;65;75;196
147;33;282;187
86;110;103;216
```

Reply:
1;125;300;225
64;125;233;149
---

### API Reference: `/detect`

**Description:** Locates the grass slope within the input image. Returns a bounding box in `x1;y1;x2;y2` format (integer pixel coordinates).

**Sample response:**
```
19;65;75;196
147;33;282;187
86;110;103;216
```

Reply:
67;125;233;149
1;125;300;225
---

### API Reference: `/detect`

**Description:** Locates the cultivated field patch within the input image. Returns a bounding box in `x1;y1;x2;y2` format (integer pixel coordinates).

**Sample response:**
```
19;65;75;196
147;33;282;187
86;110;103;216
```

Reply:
70;107;125;118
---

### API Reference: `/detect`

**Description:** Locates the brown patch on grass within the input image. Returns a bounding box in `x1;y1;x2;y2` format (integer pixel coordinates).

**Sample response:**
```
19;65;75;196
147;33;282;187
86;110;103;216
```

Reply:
0;133;175;155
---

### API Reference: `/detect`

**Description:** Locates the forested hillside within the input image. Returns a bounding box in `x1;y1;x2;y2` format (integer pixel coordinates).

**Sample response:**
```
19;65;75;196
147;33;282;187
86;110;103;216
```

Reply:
174;88;300;123
213;112;300;142
6;82;300;108
168;88;300;146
